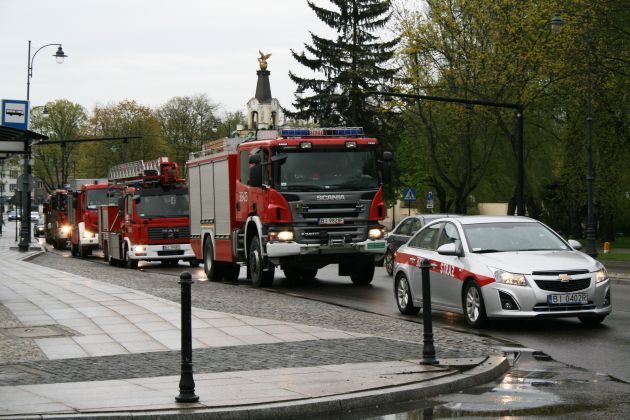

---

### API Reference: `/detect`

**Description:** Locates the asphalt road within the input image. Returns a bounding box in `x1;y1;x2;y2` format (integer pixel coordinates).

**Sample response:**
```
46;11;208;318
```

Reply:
55;247;630;384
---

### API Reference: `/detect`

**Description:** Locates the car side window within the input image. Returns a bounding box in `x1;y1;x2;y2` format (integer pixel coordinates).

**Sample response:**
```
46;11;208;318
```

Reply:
409;222;444;250
410;219;422;234
437;222;461;247
397;219;412;235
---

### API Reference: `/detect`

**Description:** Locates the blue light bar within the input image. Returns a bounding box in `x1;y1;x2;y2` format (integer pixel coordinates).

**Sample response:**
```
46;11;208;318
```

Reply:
280;127;364;138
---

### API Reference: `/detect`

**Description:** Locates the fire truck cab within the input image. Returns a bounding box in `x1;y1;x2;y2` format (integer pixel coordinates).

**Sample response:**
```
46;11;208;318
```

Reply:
100;157;195;268
187;127;392;287
43;189;71;250
68;181;109;258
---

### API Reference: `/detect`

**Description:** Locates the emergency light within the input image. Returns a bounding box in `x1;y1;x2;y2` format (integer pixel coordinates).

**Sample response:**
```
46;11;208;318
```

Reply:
280;127;364;138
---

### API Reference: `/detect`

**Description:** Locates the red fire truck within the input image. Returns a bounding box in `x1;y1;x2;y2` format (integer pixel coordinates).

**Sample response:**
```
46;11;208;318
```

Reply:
186;127;392;287
68;181;109;258
43;189;71;250
99;157;196;268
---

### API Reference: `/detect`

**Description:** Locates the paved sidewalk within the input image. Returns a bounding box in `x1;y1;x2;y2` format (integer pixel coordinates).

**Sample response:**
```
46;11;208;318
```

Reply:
0;226;507;418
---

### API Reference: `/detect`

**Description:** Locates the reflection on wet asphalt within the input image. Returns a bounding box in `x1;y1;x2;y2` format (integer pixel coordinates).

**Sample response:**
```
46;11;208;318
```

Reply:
337;346;630;419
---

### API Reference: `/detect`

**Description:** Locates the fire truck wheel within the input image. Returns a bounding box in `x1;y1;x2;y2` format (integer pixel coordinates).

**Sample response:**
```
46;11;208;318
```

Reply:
350;257;375;285
189;259;201;267
56;238;67;250
301;269;318;282
79;244;89;259
203;239;222;282
222;264;240;282
123;244;139;269
71;242;78;257
249;236;274;288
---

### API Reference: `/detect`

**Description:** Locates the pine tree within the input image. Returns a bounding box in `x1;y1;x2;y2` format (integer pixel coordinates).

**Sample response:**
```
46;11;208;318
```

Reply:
287;0;398;132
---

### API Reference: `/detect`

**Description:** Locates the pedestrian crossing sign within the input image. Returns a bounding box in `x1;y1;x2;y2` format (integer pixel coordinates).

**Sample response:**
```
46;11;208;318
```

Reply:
402;187;417;202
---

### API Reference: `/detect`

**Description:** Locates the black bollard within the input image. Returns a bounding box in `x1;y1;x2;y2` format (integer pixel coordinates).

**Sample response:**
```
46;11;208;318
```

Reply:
175;271;199;403
420;258;438;365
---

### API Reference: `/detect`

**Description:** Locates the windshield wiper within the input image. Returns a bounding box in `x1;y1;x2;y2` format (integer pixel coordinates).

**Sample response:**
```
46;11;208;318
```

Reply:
472;249;502;254
281;184;325;191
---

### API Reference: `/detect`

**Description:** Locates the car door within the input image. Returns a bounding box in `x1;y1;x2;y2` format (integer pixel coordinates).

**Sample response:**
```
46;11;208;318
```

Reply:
389;218;414;250
431;222;465;311
407;222;444;307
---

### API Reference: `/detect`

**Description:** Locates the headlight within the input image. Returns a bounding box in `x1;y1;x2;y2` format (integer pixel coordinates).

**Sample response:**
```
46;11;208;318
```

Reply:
368;227;386;240
493;269;529;287
595;268;608;283
82;230;95;239
268;230;294;242
60;225;72;234
134;245;146;253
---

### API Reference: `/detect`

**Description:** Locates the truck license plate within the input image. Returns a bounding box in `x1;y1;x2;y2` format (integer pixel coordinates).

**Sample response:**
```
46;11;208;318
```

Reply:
547;293;588;305
163;244;181;251
318;217;344;225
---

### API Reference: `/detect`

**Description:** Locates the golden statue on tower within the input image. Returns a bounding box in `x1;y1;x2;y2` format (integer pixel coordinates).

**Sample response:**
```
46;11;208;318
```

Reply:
258;50;272;71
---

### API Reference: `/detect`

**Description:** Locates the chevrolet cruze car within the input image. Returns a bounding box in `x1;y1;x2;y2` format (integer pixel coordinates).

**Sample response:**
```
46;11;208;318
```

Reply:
393;216;612;327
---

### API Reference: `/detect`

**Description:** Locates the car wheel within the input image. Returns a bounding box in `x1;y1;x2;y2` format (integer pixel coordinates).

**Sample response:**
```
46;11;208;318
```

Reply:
578;315;606;326
249;236;274;287
203;239;222;282
462;281;488;327
395;274;420;315
350;256;375;285
384;249;394;276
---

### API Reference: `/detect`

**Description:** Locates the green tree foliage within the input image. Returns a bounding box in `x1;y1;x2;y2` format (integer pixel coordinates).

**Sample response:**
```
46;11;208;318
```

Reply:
287;0;398;133
78;101;169;178
156;94;221;172
30;100;88;192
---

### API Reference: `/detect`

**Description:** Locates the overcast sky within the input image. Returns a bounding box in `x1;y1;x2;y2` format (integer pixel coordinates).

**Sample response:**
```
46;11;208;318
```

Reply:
1;0;336;116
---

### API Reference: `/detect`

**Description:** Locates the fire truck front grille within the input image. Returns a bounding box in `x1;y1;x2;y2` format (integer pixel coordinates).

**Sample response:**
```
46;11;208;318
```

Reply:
148;226;190;241
300;203;361;219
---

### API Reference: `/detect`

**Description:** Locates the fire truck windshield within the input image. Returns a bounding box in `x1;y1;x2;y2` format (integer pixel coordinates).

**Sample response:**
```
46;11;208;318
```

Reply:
275;149;379;191
136;189;189;218
86;189;109;210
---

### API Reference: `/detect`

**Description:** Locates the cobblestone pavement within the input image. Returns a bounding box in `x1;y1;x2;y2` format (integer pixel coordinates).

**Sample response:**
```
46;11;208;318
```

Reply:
1;336;476;386
28;253;503;358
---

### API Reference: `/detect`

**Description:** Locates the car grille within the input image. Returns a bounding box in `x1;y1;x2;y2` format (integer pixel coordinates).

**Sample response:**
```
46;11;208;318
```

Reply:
534;278;591;292
157;250;185;256
148;226;190;241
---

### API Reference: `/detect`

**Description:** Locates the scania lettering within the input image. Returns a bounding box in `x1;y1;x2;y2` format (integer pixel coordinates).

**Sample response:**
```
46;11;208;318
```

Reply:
187;127;392;287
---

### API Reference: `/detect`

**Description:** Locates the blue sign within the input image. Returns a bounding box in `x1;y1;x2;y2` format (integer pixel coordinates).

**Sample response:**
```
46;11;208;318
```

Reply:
403;187;417;202
426;191;434;209
1;99;29;130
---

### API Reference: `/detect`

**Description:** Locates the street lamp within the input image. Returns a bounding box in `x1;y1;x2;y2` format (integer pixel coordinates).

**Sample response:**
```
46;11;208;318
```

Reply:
551;13;598;258
18;40;67;252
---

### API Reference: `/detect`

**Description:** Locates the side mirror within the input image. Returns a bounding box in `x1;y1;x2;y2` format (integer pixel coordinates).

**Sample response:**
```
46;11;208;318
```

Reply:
117;197;125;216
437;242;464;257
381;150;393;185
249;164;263;188
249;154;262;164
568;239;582;250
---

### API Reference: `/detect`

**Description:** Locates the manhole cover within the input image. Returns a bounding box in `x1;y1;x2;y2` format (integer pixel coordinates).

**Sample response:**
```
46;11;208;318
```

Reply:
1;325;75;339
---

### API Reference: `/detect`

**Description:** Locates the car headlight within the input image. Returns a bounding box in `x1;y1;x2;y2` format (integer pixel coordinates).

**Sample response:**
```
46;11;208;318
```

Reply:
493;269;529;287
368;226;386;240
82;230;95;239
268;230;294;242
595;268;608;283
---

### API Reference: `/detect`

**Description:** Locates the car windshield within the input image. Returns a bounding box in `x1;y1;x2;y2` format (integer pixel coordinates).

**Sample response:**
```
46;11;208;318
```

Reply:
274;149;379;191
463;221;570;253
86;189;109;210
136;188;189;218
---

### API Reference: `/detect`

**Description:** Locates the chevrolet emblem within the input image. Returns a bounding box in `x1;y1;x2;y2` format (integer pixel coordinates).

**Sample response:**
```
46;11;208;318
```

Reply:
558;274;572;282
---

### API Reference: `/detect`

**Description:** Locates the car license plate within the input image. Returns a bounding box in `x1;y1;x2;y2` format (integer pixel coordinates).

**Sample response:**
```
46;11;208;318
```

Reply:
163;244;181;251
547;293;588;305
318;217;344;225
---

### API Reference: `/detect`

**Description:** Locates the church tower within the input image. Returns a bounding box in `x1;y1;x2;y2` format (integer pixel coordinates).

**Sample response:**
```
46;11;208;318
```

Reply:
246;51;285;130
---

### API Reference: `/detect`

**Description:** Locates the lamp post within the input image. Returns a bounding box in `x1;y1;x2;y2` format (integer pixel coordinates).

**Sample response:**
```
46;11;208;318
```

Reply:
551;13;598;258
18;40;67;252
368;91;525;217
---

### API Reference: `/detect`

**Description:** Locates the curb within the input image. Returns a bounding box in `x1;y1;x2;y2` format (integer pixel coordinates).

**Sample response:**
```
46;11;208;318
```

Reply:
17;357;509;420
